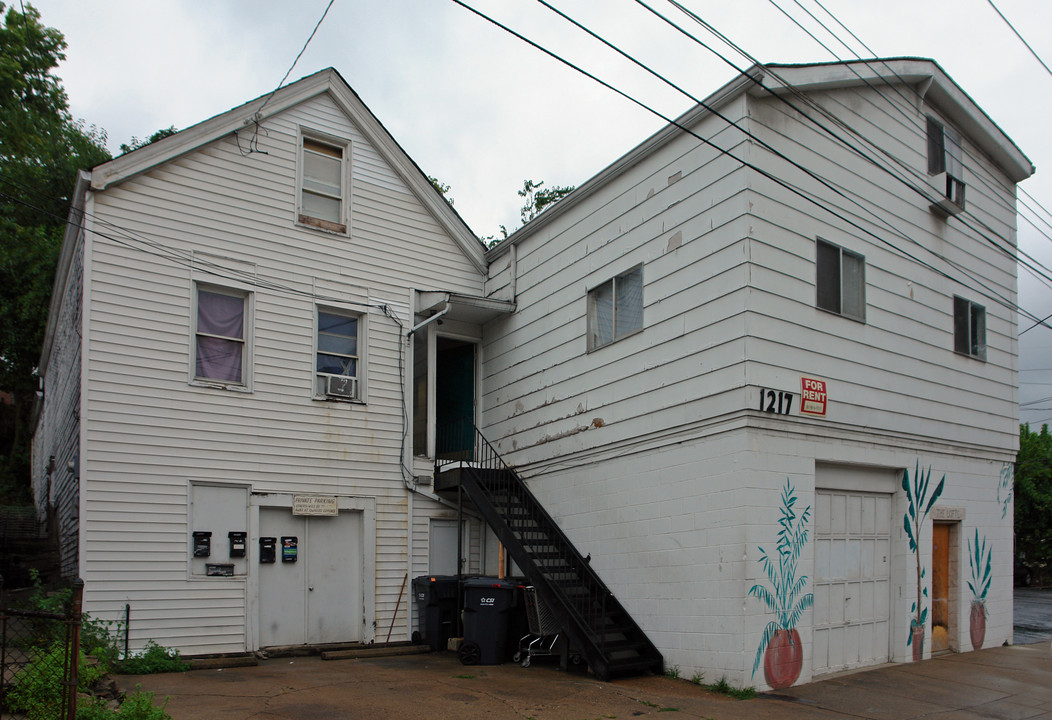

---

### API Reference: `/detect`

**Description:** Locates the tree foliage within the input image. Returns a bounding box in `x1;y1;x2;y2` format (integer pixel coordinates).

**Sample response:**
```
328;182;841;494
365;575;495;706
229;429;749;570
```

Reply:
119;125;177;155
517;178;574;224
0;2;110;502
1016;423;1052;564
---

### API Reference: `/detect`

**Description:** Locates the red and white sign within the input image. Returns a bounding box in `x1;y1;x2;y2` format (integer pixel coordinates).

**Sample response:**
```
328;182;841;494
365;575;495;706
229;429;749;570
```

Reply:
800;377;827;416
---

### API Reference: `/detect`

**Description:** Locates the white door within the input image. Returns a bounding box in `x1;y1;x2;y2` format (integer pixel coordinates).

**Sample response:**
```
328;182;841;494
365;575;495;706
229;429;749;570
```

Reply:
258;508;363;647
813;489;892;674
429;519;466;576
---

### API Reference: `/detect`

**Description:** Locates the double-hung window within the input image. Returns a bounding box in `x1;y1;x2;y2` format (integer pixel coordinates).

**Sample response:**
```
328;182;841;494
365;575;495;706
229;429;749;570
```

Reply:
195;286;248;386
300;135;348;233
927;116;965;212
953;296;986;360
816;238;865;321
316;308;362;400
588;265;643;350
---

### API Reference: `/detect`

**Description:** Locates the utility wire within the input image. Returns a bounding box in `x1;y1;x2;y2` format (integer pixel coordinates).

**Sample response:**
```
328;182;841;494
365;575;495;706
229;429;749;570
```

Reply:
535;0;1052;307
0;179;395;316
646;1;1052;298
986;0;1052;82
258;0;336;115
450;0;1047;330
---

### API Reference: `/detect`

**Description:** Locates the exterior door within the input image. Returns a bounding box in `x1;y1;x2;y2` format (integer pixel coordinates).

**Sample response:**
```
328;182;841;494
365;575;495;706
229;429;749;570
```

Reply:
813;489;892;674
931;523;952;653
258;507;363;646
436;338;475;459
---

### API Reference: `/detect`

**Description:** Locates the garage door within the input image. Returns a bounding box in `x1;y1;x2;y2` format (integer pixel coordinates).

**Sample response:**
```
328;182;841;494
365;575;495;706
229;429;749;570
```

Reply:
813;489;892;674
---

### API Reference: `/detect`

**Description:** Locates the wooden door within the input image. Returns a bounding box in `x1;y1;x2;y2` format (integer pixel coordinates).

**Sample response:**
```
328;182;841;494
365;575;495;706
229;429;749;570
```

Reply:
931;523;951;653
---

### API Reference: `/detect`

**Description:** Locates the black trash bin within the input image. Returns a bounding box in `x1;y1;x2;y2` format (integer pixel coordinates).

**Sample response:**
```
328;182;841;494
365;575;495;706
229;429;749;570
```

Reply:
412;575;460;652
459;577;518;665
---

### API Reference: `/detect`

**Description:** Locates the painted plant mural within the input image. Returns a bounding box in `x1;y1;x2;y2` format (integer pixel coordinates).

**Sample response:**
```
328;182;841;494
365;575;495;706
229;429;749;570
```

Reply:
967;528;992;650
998;462;1013;520
748;479;814;689
902;462;945;661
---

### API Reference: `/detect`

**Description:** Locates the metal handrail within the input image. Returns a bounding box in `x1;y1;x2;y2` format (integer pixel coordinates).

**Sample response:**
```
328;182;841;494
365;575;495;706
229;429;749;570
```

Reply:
436;418;662;675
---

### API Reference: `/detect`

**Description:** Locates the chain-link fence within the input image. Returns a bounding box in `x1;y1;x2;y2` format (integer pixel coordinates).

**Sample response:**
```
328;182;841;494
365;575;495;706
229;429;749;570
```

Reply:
0;579;83;720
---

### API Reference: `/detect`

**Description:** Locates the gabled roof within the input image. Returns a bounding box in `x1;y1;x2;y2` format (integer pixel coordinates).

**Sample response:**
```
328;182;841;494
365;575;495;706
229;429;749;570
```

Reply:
89;68;487;272
488;58;1034;259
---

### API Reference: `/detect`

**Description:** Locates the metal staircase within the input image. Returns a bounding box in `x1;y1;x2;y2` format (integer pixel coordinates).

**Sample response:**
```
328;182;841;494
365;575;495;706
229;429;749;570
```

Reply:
436;420;664;681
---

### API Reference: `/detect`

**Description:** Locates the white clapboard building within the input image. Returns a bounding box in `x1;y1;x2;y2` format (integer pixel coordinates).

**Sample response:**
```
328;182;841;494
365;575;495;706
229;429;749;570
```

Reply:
34;59;1031;688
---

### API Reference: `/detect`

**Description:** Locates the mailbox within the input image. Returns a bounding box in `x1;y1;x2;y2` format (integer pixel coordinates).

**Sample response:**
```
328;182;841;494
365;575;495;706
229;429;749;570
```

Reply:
259;536;277;564
192;531;212;558
281;536;298;563
228;531;247;558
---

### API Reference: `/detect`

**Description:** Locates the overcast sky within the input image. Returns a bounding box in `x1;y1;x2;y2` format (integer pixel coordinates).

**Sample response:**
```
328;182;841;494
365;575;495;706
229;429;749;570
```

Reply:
28;0;1052;426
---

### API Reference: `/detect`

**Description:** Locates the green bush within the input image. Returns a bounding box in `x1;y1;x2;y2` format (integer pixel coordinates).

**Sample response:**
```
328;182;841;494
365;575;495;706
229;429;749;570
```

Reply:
116;640;190;675
7;642;102;719
78;686;172;720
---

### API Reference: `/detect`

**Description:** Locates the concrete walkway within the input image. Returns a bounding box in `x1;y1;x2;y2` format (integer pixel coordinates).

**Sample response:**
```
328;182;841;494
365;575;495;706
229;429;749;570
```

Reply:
119;642;1052;720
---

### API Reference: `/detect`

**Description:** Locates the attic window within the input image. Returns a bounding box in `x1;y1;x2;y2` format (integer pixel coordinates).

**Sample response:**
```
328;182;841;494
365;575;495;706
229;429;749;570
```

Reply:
300;136;348;233
927;116;965;213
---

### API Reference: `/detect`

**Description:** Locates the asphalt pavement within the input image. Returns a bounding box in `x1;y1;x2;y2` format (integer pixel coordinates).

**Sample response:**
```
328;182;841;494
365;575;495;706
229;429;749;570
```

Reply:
114;589;1052;720
1015;587;1052;644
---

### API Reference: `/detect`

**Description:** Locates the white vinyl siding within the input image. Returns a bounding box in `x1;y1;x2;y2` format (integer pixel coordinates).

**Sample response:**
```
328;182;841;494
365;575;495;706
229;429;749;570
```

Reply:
73;90;486;655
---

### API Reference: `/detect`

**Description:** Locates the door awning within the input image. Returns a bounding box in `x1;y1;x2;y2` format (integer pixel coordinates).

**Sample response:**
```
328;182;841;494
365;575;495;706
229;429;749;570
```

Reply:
416;291;516;325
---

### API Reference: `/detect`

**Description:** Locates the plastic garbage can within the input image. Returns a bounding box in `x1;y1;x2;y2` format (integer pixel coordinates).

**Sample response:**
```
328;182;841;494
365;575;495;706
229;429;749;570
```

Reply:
459;577;518;665
412;575;460;651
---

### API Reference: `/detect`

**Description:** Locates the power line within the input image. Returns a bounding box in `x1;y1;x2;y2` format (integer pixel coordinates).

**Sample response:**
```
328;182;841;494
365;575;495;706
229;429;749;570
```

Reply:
0;178;395;317
451;0;1047;331
646;1;1052;308
986;0;1052;82
539;0;1052;316
257;0;336;115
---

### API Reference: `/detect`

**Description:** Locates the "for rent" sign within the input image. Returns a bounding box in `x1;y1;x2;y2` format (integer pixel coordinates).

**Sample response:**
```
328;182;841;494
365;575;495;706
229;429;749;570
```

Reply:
800;377;828;416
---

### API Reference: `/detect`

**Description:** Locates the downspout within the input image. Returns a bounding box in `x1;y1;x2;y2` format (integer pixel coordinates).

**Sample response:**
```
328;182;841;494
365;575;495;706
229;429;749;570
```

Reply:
509;244;518;302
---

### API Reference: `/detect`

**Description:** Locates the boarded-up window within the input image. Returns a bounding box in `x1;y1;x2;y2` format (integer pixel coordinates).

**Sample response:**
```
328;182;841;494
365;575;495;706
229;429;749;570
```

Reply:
588;265;643;350
953;295;986;360
300;136;347;232
816;238;865;321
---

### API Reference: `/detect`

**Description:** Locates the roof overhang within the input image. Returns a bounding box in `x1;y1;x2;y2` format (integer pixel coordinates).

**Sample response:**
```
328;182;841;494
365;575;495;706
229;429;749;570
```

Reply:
487;58;1034;261
416;291;516;325
756;58;1034;183
87;68;488;273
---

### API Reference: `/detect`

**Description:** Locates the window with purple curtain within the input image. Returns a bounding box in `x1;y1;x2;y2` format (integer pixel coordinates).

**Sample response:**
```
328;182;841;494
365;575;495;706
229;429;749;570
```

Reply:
196;287;245;384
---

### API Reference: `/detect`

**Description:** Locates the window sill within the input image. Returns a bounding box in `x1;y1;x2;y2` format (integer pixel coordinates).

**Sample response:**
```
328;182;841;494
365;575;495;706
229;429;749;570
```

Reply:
816;306;866;324
312;395;366;405
298;214;347;235
953;349;987;362
191;379;252;393
587;326;643;353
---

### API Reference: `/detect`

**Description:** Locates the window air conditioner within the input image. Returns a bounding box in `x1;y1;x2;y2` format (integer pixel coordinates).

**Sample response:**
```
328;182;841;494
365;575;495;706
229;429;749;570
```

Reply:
930;172;965;215
325;375;357;400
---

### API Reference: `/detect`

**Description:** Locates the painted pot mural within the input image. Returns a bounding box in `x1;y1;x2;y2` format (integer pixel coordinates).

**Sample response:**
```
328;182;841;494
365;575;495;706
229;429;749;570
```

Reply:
902;462;945;661
764;629;804;689
748;480;814;690
967;528;992;651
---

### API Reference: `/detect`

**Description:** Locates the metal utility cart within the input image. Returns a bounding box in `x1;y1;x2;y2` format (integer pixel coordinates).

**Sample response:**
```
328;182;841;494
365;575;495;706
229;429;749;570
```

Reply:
513;586;561;668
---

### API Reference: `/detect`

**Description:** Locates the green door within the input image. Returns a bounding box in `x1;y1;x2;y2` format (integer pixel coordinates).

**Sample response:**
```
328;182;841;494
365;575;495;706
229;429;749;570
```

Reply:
436;338;475;459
